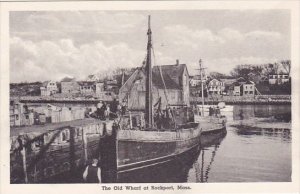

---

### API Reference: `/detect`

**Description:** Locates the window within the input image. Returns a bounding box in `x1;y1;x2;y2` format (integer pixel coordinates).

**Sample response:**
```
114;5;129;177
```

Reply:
249;91;253;94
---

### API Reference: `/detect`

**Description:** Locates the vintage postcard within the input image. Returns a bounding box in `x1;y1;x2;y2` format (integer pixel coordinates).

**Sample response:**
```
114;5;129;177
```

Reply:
0;1;299;194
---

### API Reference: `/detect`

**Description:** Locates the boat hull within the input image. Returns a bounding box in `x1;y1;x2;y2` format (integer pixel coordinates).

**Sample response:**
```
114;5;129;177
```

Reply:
116;125;201;173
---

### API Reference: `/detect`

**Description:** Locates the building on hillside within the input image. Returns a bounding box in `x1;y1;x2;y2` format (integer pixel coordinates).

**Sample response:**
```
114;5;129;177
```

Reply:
105;79;119;96
220;78;236;95
268;74;289;85
95;82;107;98
190;84;207;97
78;81;95;94
61;77;80;94
119;61;190;110
207;79;225;95
242;80;255;96
40;81;58;96
189;75;202;87
86;74;100;82
228;82;242;96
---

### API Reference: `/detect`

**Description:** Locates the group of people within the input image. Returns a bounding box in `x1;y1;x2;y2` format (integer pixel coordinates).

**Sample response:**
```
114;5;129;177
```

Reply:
94;99;127;120
154;107;175;129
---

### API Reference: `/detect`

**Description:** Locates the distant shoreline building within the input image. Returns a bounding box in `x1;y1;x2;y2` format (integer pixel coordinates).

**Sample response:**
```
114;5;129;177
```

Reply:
268;74;289;85
61;77;80;94
40;81;58;96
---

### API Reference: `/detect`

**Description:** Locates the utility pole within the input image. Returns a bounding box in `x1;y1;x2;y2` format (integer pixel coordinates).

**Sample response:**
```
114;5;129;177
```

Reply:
199;59;205;117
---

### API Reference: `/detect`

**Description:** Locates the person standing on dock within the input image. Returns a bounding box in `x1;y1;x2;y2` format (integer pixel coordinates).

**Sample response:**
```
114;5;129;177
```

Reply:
83;158;101;183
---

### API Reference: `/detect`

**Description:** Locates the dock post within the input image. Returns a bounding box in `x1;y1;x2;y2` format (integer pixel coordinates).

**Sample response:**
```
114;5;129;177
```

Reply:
20;143;28;183
82;127;88;164
129;111;133;129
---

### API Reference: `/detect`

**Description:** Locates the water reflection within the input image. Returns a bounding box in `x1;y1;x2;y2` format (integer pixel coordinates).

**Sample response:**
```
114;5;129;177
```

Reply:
191;130;227;183
234;126;291;141
233;105;291;121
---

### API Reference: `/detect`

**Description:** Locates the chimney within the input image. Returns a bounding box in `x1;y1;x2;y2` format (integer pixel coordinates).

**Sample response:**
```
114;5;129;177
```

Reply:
176;59;179;65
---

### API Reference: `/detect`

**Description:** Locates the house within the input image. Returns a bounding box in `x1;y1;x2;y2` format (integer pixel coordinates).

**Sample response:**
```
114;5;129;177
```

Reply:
228;81;242;96
61;77;80;94
228;80;256;96
207;79;225;95
105;79;119;95
95;82;107;98
10;100;34;126
78;81;95;94
86;74;100;82
119;61;190;110
190;84;207;97
268;74;289;85
189;75;202;87
220;78;236;94
40;81;58;96
242;80;255;96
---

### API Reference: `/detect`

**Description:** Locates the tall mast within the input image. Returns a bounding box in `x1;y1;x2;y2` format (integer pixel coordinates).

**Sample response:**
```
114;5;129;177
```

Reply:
199;59;204;116
145;15;153;127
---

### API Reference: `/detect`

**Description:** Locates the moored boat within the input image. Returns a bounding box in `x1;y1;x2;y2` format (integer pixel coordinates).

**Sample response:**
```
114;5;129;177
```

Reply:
115;16;202;174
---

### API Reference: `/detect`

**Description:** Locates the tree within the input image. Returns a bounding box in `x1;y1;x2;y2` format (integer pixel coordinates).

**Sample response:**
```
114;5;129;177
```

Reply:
280;60;291;76
230;65;252;79
208;72;230;79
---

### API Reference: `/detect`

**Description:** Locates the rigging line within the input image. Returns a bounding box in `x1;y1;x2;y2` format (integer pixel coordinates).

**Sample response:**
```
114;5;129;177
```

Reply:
120;54;147;103
151;45;177;127
151;47;170;107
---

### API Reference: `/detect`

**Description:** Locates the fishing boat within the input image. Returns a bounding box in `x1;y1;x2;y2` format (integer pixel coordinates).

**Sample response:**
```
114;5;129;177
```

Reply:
115;16;202;174
9;16;224;184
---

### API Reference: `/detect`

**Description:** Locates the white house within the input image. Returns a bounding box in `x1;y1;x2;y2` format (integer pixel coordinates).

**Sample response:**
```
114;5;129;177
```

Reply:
40;81;58;96
242;80;255;96
207;79;225;95
268;74;289;85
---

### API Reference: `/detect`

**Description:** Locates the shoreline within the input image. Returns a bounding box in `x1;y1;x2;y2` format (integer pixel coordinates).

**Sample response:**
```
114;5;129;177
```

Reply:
11;95;292;105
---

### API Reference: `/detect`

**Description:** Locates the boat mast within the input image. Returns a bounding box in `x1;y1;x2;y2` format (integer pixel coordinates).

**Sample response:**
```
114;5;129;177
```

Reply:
199;59;205;116
145;15;153;127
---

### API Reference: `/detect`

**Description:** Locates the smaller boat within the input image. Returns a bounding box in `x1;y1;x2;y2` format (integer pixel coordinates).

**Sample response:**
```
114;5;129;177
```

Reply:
193;60;227;134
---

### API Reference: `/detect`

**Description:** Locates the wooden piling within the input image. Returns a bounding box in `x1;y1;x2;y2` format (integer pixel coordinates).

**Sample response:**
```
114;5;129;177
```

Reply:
82;127;88;164
20;145;28;183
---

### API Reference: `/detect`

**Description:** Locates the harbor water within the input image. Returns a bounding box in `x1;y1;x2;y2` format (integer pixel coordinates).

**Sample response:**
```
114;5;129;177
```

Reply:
119;104;291;183
43;104;291;183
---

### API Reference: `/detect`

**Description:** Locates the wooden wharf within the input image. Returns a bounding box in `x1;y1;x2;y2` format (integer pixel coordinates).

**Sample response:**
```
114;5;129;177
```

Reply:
10;118;117;183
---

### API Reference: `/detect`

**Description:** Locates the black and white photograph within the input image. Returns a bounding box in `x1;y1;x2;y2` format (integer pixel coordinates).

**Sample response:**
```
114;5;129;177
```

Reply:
0;1;299;193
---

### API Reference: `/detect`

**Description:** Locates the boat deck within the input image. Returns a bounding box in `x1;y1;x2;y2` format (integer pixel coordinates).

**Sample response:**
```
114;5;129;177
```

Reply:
195;116;226;133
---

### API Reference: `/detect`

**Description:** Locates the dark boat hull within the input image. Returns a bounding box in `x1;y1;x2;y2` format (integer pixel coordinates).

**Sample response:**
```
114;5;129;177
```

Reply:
116;126;202;174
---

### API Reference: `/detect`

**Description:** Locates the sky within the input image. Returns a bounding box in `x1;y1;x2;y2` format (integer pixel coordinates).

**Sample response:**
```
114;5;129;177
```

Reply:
10;10;291;83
